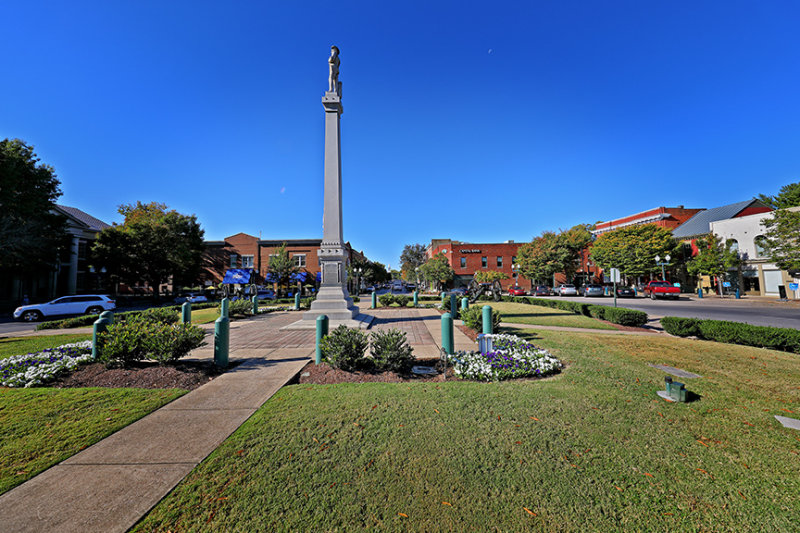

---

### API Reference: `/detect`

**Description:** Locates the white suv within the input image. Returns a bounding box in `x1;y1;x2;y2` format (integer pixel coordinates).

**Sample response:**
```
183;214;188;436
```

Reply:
14;295;116;322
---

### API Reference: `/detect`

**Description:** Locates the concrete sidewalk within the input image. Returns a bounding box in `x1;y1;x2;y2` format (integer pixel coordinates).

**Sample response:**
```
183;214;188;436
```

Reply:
0;313;311;533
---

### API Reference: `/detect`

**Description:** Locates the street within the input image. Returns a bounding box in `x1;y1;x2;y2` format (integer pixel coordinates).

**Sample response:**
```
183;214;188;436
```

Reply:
531;294;800;330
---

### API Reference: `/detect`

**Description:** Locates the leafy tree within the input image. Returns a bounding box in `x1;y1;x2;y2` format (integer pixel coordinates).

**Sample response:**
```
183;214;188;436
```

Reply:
419;252;454;290
559;224;593;280
92;202;205;299
757;181;800;209
517;232;567;285
267;242;300;296
473;270;509;283
0;139;69;272
590;224;677;281
761;209;800;275
687;234;742;294
399;243;426;280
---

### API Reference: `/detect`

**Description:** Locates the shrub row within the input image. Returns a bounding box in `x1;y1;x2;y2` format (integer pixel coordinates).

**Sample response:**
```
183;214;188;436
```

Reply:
499;296;649;328
320;326;414;372
97;314;206;366
459;305;502;332
661;316;800;354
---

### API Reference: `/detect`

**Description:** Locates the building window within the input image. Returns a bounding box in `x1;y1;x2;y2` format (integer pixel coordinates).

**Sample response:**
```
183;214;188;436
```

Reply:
294;254;307;267
481;256;487;268
727;240;739;254
512;256;517;265
497;256;503;268
230;254;238;268
754;235;767;257
242;255;254;268
460;257;466;269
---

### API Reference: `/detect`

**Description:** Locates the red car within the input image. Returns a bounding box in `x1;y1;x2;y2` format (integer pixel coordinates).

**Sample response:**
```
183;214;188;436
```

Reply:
508;286;527;296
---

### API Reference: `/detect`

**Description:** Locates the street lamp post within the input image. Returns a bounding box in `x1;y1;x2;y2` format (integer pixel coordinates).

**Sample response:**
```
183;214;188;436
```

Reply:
654;254;671;281
415;267;420;291
512;263;520;286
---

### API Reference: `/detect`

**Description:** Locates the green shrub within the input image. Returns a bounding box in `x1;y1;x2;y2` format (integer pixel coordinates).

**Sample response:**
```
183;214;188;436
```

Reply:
602;307;648;327
320;325;369;371
97;315;206;366
460;305;502;332
136;307;179;324
378;293;395;307
223;299;253;317
587;305;606;320
370;328;414;371
661;317;701;337
394;295;410;307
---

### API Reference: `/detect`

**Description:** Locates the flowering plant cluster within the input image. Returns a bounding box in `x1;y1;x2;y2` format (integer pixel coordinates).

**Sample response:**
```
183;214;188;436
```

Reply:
450;333;562;381
0;341;93;388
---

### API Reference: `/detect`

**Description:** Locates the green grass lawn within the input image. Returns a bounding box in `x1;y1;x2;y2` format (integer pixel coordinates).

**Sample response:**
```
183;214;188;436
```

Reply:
134;330;800;532
0;334;92;360
190;307;221;324
488;300;616;330
0;387;186;494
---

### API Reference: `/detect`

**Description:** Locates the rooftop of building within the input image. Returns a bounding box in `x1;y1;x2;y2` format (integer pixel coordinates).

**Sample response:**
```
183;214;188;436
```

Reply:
672;199;771;238
55;205;111;232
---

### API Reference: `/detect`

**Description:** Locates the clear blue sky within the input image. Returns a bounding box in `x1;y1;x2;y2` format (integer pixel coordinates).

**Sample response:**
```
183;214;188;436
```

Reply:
3;1;799;268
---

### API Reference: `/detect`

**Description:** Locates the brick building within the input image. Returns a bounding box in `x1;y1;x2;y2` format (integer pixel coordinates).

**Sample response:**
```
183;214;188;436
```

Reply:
425;239;530;290
593;206;704;236
199;233;367;289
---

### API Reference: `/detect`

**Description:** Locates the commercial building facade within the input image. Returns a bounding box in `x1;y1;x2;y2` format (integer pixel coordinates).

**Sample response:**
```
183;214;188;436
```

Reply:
199;233;367;291
425;239;531;290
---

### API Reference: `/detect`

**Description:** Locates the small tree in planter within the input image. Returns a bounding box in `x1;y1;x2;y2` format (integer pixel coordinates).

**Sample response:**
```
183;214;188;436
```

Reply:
320;325;368;371
370;329;414;372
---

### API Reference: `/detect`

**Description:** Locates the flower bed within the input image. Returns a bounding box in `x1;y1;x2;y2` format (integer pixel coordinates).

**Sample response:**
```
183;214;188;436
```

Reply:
450;333;562;381
0;341;93;387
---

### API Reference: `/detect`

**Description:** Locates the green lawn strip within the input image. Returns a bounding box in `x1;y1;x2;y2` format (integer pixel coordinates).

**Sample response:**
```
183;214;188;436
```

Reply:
0;387;186;494
190;307;220;325
489;301;616;330
0;334;92;360
134;331;799;532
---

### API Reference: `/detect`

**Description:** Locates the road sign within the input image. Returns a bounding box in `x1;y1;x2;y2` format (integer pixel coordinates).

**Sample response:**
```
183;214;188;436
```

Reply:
790;283;799;291
722;281;732;288
609;268;621;283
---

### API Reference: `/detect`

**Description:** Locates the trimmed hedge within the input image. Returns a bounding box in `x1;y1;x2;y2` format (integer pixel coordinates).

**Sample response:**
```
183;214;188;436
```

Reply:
496;295;649;328
459;305;502;332
661;316;800;354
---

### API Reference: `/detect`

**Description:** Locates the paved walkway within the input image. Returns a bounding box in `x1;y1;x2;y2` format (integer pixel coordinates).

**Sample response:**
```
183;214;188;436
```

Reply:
0;308;476;533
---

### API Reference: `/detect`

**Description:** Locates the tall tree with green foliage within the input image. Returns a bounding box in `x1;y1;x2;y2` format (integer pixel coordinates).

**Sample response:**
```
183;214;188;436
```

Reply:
590;224;677;281
559;224;593;280
687;234;742;294
517;232;568;285
399;243;426;281
92;202;205;299
0;139;69;272
758;182;800;275
419;252;453;290
757;181;800;209
267;242;300;297
473;270;509;283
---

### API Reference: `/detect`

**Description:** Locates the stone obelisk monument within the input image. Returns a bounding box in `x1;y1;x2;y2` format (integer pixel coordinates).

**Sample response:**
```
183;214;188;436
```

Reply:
290;46;367;329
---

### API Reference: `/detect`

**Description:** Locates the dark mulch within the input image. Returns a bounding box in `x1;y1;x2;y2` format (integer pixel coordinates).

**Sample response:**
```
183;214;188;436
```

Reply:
298;358;453;384
50;360;235;391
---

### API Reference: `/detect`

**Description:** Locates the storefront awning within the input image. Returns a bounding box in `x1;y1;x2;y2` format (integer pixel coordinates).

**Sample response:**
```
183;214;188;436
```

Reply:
222;269;252;284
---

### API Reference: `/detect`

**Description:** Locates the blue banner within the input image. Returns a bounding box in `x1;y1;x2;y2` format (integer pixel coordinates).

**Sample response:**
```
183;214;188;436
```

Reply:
222;269;252;284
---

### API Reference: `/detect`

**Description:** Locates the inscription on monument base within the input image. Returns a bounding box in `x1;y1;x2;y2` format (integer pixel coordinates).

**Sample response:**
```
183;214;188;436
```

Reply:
323;262;340;284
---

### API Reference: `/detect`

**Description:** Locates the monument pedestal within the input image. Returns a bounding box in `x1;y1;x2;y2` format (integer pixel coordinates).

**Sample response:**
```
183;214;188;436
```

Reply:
283;61;372;331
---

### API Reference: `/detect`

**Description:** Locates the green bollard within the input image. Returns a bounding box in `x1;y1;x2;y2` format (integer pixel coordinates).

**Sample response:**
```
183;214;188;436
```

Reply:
413;290;419;307
440;291;446;300
214;314;229;368
220;297;229;318
461;297;469;311
735;289;740;299
294;292;301;311
482;305;493;334
371;291;377;309
441;312;454;355
91;316;111;360
450;293;458;319
251;294;258;315
99;310;114;324
697;288;703;299
181;301;191;324
315;315;329;364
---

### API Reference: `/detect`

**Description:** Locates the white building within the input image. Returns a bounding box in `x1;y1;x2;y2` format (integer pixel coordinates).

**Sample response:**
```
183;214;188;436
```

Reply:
710;207;800;297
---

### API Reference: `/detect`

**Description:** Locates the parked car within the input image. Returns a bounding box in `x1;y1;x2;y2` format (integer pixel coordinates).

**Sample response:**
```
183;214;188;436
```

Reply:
643;280;681;300
174;293;209;304
450;287;468;296
579;284;605;297
13;295;116;322
508;286;527;296
556;284;578;296
533;285;551;296
615;286;636;298
406;283;416;291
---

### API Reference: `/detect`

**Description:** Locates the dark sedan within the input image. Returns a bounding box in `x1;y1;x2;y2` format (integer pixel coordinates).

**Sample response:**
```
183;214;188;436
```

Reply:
616;286;636;298
533;286;551;296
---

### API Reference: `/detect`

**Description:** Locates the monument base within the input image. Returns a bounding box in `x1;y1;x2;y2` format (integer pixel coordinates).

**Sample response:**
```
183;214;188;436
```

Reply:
282;313;374;331
281;283;372;330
